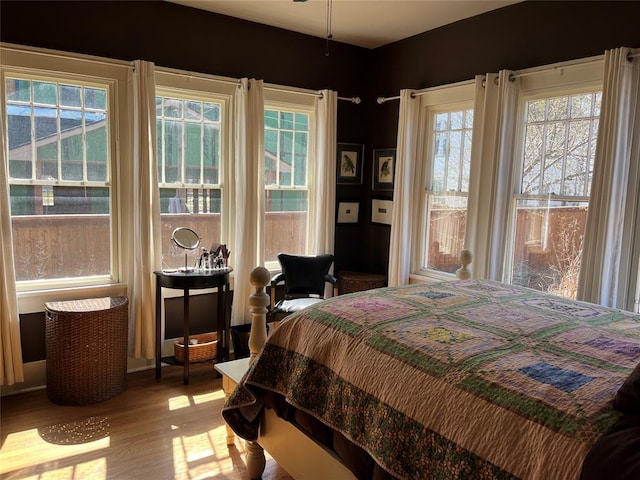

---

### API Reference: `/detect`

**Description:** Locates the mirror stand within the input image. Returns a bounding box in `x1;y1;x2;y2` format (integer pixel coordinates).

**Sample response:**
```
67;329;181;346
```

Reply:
171;227;201;273
181;252;192;273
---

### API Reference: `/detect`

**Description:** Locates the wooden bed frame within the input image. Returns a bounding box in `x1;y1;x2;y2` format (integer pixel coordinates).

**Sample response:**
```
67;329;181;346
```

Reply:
242;252;472;479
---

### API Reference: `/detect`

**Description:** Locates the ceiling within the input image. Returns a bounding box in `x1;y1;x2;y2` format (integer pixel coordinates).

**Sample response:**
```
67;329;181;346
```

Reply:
167;0;521;49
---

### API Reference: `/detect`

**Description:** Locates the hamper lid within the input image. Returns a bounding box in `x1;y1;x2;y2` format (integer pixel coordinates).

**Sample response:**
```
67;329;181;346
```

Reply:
45;296;128;314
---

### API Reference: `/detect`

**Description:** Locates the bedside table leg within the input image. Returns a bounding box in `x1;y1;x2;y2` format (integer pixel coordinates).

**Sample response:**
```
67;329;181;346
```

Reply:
221;375;235;445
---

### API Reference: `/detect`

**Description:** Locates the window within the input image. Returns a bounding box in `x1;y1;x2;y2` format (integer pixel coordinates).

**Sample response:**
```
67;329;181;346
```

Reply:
509;90;601;299
4;75;114;285
414;82;475;278
155;91;225;270
264;106;311;263
424;108;473;274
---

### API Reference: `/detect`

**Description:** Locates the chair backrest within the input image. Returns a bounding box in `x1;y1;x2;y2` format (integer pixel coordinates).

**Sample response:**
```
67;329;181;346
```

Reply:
278;253;334;297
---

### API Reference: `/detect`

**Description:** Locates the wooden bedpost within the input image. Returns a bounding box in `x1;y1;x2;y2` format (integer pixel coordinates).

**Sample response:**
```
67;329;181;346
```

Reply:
246;267;269;480
456;249;472;280
248;266;270;364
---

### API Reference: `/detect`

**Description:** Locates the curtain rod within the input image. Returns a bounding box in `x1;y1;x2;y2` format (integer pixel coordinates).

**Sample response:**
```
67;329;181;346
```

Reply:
265;84;361;104
376;79;475;104
510;56;603;80
376;54;608;104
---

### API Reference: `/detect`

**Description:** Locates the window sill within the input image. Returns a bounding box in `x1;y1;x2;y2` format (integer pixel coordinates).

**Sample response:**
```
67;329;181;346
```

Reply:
17;283;128;314
409;271;457;285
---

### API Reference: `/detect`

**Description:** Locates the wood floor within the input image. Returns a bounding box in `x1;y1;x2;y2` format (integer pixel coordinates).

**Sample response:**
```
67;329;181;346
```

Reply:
0;363;294;480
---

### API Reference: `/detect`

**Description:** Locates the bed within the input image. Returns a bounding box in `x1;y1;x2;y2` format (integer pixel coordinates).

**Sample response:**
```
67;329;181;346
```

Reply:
223;269;640;480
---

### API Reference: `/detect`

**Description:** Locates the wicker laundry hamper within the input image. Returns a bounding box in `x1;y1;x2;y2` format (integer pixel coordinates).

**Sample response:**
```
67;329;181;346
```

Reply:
45;296;128;405
338;271;386;294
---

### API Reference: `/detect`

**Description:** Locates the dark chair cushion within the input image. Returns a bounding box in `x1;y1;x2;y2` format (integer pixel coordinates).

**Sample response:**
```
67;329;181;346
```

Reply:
278;253;334;297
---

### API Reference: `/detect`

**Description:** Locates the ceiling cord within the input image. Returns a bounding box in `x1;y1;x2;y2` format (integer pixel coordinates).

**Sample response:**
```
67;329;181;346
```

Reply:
325;0;333;56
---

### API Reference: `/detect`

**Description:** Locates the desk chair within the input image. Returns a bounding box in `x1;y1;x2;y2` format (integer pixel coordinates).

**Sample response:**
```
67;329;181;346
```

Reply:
269;253;337;324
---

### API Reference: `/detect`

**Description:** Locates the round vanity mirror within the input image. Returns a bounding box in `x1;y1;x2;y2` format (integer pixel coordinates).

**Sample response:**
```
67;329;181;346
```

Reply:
171;227;200;272
172;227;200;250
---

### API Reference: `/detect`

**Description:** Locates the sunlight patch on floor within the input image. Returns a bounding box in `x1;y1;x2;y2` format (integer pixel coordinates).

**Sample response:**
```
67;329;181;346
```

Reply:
193;389;225;404
172;424;243;479
0;428;109;475
168;390;223;411
168;395;192;411
33;458;107;479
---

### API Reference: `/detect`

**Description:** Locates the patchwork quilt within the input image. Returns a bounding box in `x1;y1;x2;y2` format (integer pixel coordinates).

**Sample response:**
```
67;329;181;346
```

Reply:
223;280;640;479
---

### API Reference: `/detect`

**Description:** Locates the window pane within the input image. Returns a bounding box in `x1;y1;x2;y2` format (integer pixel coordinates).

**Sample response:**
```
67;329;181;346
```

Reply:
164;120;182;183
87;116;108;181
6;79;31;102
203;124;219;184
185;122;202;183
33;81;57;105
204;102;219;122
543;122;566;194
5;77;112;282
279;130;293;186
265;109;278;128
425;194;467;273
186;100;202;120
522;124;543;194
85;87;106;110
163;97;183;118
61;109;83;181
60;84;81;107
511;199;587;299
7;104;33;179
547;96;568;120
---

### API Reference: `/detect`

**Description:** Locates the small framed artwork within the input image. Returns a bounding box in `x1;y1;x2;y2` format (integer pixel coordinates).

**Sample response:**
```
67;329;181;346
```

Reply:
371;199;393;225
337;143;364;184
372;148;396;191
337;202;359;223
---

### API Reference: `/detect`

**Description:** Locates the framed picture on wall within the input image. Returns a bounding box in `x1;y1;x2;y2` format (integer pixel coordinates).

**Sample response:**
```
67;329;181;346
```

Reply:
337;202;360;223
372;148;396;191
336;143;364;184
371;199;393;225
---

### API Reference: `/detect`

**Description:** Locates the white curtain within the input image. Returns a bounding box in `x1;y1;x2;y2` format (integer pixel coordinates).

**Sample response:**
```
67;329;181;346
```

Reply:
578;48;640;310
388;90;421;286
465;71;518;280
230;79;265;326
1;109;24;386
129;60;162;359
310;90;337;296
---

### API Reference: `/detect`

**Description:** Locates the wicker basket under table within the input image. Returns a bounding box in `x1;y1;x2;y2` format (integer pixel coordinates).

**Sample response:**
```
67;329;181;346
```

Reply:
45;296;128;406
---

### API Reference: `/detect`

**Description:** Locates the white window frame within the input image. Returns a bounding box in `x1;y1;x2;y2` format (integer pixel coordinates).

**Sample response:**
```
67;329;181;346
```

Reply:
1;44;131;312
503;59;604;287
263;88;316;271
413;81;475;282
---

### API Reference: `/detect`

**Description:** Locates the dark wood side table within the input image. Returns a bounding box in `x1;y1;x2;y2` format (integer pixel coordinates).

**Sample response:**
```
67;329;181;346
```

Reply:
154;269;232;385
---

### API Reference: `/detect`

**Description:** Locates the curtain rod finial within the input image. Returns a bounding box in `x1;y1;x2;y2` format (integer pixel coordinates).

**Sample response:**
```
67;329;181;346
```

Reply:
376;97;386;104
